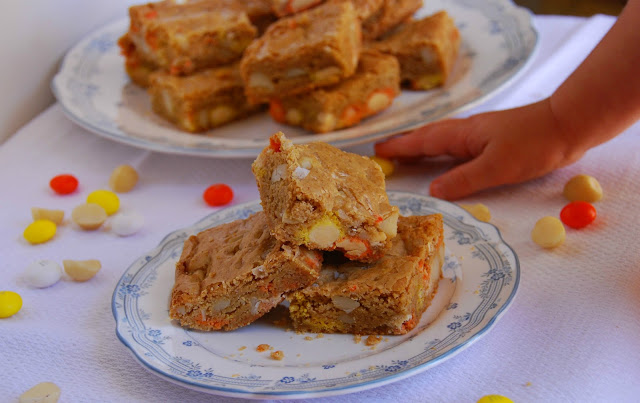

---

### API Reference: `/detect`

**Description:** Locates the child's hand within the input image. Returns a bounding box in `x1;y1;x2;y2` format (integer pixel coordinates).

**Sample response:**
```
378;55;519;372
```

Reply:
375;99;586;200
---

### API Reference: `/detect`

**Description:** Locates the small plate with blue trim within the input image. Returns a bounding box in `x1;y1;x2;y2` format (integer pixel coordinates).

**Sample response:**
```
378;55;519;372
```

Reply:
112;192;519;399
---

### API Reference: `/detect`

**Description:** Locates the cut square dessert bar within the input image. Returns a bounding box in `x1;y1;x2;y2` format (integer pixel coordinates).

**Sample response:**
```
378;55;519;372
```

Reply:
148;64;263;132
371;11;460;90
252;132;399;262
268;49;400;133
127;1;257;75
362;0;423;40
240;1;362;104
169;212;322;331
288;214;445;335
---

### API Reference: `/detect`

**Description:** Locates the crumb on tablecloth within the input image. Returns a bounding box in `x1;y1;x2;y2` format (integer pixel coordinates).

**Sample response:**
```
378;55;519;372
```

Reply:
271;350;285;360
256;344;271;352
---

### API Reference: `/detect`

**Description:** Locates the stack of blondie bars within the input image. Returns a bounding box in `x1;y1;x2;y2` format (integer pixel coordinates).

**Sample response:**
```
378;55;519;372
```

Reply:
169;132;445;335
118;0;460;134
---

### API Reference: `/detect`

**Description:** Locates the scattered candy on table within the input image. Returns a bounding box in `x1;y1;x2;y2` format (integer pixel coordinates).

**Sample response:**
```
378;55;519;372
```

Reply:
31;207;64;225
0;291;23;318
71;203;107;230
563;174;603;202
110;211;144;237
459;203;491;223
109;164;139;193
87;190;120;215
63;259;101;281
560;200;597;229
203;184;234;206
19;381;61;403
369;156;394;177
531;216;566;248
49;174;78;195
23;219;57;244
24;260;62;288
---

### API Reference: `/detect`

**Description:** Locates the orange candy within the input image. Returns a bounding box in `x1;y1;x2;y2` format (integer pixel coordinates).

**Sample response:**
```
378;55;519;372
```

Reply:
203;184;234;206
49;174;78;195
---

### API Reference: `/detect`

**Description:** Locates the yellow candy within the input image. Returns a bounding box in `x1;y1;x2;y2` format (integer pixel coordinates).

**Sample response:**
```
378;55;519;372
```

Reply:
23;219;57;244
460;203;492;223
370;156;395;177
0;291;23;318
87;190;120;215
477;395;514;403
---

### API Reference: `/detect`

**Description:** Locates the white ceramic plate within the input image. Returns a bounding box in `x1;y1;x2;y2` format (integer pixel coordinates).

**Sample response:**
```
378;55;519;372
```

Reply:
53;0;537;158
112;192;519;399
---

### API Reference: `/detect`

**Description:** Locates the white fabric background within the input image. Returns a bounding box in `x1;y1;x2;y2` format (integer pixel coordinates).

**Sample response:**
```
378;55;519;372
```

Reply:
2;15;639;402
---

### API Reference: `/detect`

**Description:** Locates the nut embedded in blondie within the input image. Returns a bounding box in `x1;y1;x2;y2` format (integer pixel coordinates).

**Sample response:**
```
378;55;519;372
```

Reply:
252;132;399;262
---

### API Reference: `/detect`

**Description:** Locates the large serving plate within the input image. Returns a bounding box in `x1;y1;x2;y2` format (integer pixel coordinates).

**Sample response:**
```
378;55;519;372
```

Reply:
112;192;519;399
53;0;537;158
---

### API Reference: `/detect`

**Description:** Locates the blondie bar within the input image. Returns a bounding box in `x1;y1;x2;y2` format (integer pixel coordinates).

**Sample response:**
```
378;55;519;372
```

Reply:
371;11;460;90
252;132;399;262
169;212;322;331
362;0;423;40
127;0;257;75
268;49;400;133
240;1;362;104
148;63;263;132
288;214;444;335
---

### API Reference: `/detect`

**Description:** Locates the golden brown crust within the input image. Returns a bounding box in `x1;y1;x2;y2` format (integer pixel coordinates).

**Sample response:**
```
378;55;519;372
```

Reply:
169;212;322;331
371;11;460;89
288;214;444;335
252;132;399;262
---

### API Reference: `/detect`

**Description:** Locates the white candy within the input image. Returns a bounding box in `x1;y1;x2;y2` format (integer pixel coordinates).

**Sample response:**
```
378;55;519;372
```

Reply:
24;260;62;288
111;211;144;237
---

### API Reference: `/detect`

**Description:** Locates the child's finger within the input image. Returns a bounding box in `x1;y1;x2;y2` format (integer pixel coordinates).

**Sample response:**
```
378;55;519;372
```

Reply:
429;154;505;200
375;119;477;159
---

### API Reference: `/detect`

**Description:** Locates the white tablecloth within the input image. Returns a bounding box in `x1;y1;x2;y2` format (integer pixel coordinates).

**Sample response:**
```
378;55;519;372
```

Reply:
2;14;639;403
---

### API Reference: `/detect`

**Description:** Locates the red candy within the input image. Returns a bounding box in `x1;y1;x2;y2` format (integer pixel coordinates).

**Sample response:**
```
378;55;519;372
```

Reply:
49;174;78;195
203;184;233;206
560;201;597;229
